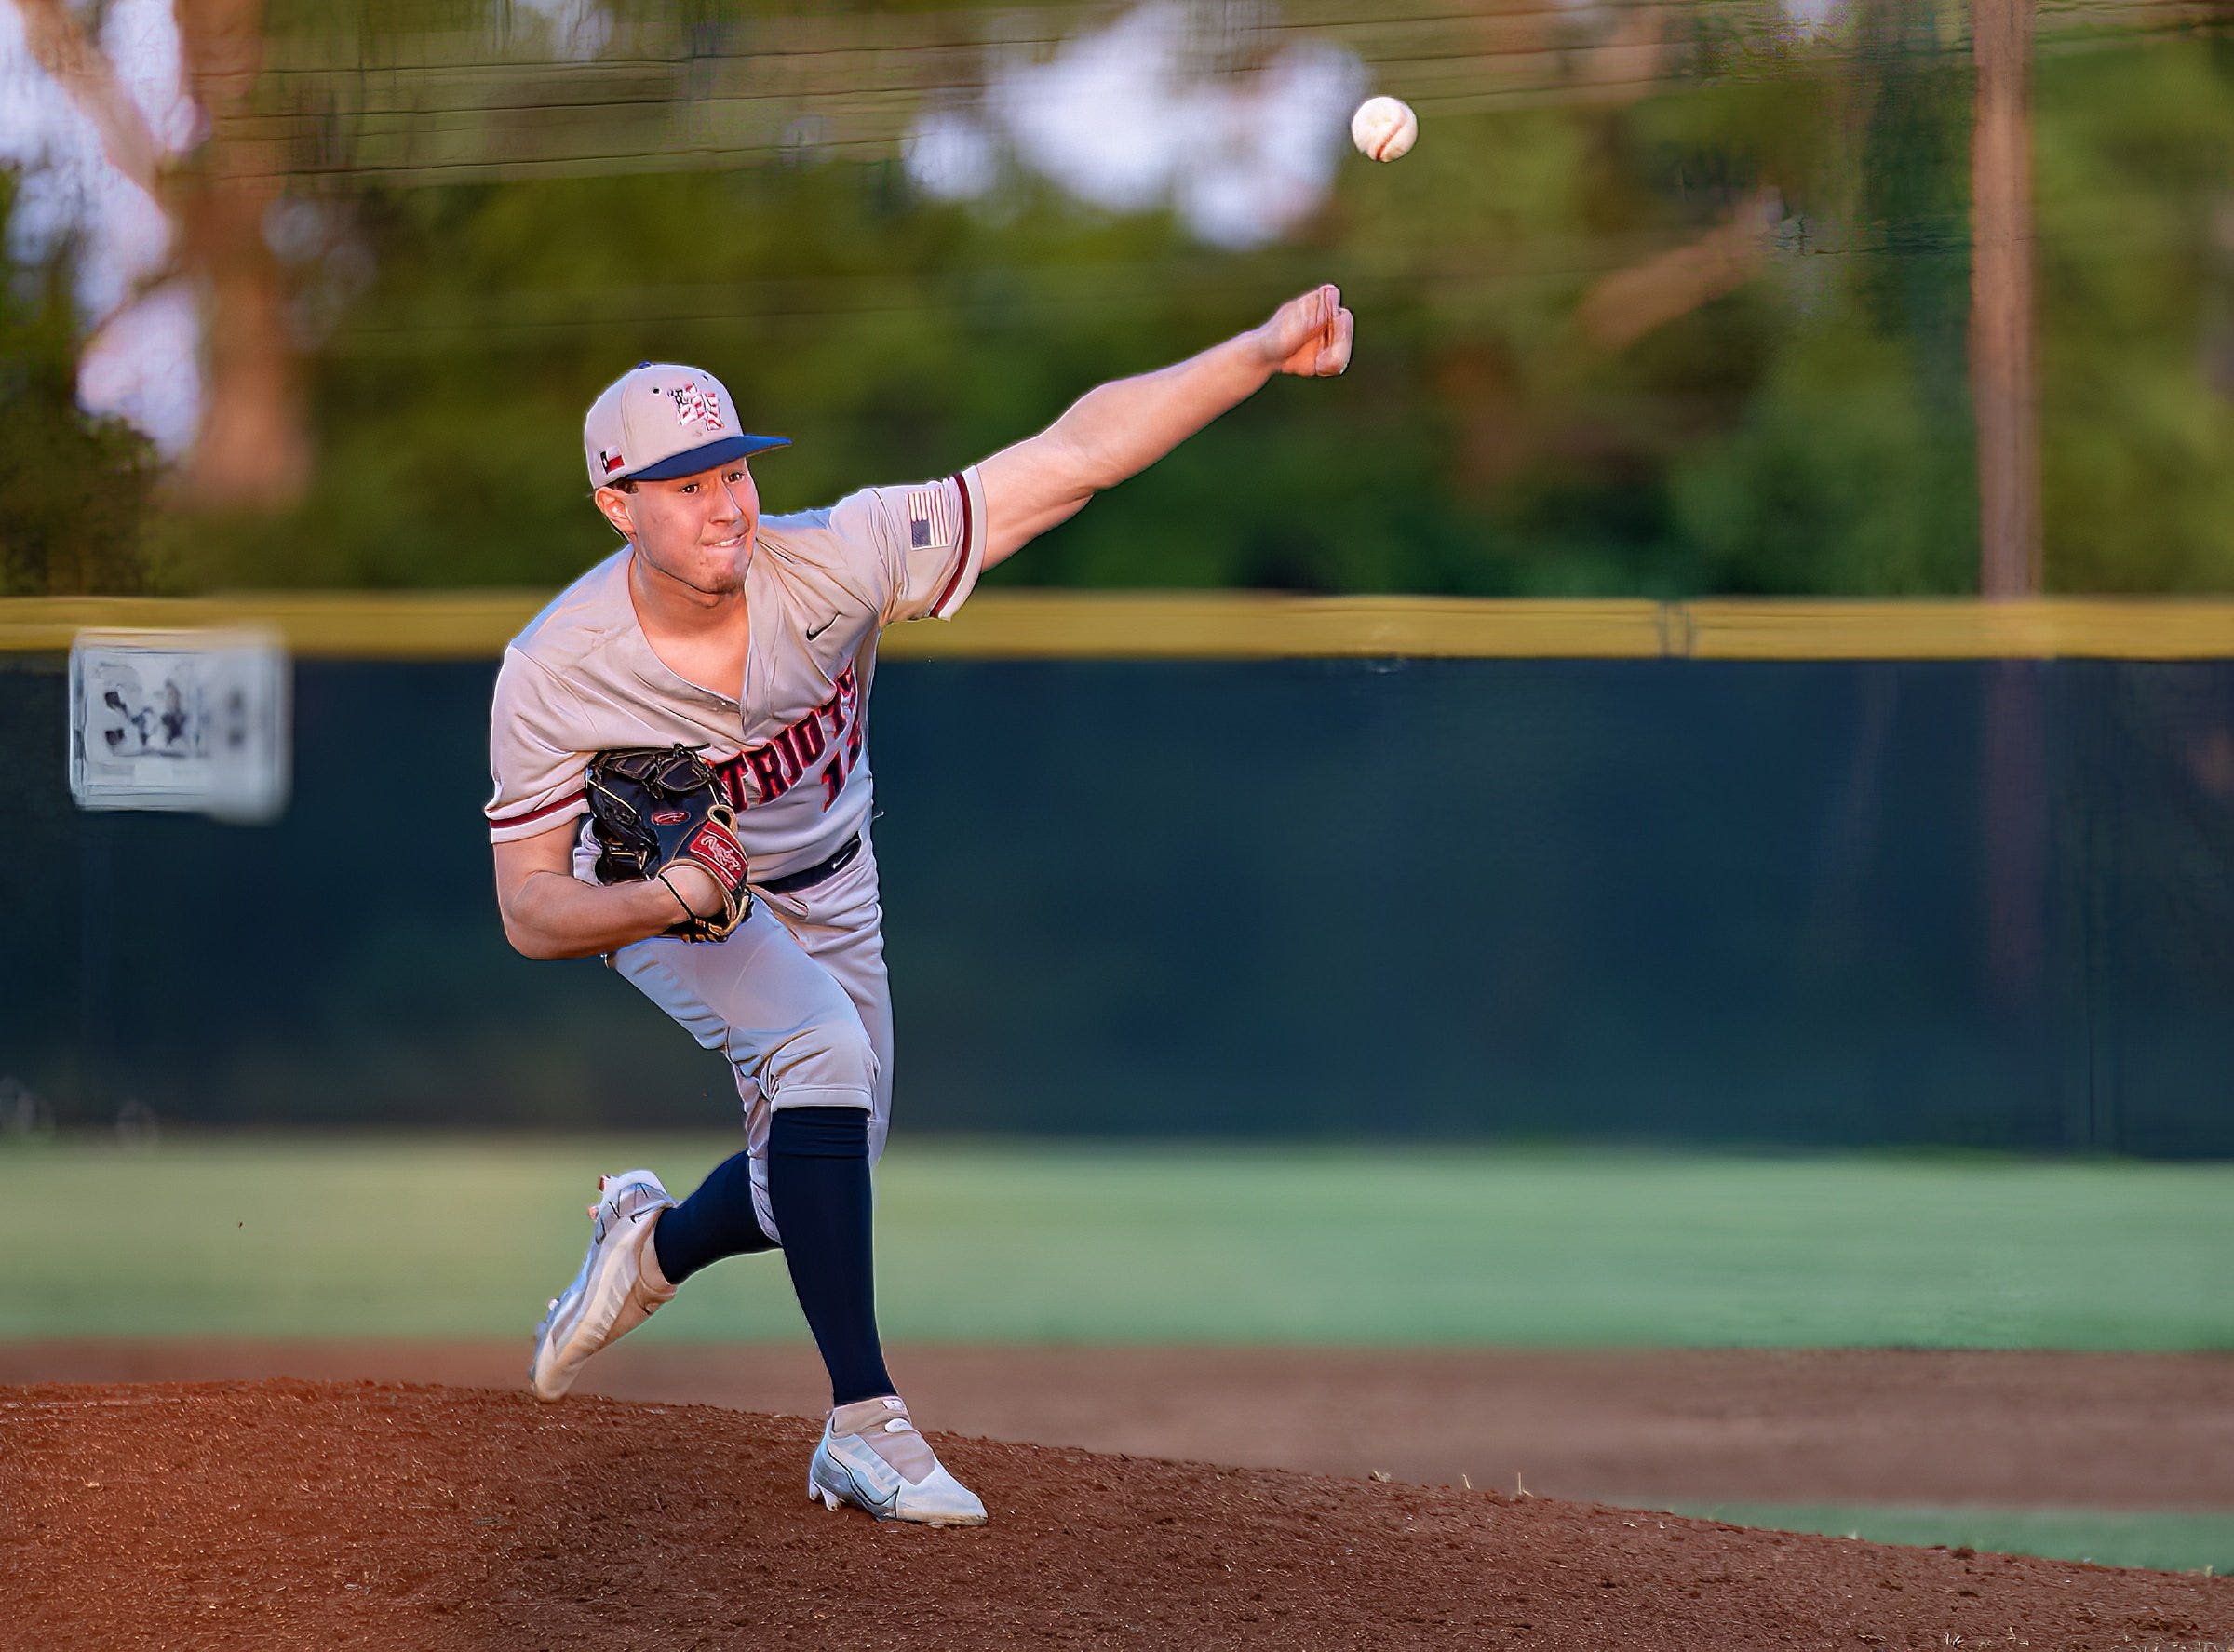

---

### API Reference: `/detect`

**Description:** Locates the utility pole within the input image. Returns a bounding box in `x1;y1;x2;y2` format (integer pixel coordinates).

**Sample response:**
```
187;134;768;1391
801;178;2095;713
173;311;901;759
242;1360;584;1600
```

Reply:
1972;0;2039;596
1972;0;2052;1126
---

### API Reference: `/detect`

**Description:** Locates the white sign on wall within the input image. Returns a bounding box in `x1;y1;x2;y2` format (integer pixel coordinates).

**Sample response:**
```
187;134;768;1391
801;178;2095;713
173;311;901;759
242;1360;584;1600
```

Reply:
68;629;291;824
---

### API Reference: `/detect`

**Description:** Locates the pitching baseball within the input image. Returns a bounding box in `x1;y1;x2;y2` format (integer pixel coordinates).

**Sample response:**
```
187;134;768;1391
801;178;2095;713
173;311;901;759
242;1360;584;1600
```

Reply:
492;289;1356;1530
1351;95;1418;162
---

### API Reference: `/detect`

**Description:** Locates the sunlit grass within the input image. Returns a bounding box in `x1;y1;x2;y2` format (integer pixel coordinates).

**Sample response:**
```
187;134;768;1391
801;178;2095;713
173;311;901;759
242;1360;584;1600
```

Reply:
7;1135;2228;1347
1657;1503;2234;1576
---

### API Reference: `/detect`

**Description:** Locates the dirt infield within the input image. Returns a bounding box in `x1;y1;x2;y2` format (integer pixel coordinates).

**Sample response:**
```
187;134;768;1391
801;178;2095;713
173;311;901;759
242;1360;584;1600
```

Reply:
6;1342;2232;1510
3;1379;2228;1651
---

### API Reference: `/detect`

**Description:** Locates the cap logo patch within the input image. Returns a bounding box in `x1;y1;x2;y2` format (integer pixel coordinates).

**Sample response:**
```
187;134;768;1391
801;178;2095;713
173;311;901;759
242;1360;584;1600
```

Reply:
669;383;724;435
599;449;626;475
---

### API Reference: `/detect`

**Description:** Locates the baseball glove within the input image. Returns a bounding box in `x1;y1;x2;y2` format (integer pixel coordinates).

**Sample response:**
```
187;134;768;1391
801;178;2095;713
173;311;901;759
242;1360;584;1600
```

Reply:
585;745;751;942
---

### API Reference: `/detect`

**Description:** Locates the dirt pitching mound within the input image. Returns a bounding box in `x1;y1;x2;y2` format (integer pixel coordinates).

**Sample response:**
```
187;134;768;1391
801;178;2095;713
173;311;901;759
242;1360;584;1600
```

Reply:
3;1380;2227;1651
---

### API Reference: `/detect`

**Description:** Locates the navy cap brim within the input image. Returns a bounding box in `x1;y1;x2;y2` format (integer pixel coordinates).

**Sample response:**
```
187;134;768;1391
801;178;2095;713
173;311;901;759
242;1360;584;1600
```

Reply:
626;432;790;482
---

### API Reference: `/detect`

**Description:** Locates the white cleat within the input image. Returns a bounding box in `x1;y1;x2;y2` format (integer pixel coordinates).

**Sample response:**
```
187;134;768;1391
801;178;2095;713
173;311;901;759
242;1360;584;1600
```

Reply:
527;1169;677;1403
807;1395;987;1526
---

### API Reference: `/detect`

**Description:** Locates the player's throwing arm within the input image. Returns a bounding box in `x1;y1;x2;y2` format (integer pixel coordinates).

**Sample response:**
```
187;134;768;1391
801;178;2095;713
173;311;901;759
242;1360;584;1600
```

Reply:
976;285;1354;564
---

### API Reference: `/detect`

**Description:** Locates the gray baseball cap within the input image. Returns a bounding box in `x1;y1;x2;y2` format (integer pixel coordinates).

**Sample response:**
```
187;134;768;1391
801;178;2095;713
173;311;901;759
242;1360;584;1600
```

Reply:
583;361;788;488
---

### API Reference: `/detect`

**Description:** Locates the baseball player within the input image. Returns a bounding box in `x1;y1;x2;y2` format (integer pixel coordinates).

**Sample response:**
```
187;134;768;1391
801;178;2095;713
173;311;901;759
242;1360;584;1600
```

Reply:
487;285;1356;1525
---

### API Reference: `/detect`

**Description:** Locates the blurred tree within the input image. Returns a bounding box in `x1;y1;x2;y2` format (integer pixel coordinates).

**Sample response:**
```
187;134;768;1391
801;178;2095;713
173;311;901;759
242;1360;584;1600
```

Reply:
2034;42;2234;591
173;0;313;509
8;0;310;511
8;2;2227;597
0;181;159;596
1655;0;1980;594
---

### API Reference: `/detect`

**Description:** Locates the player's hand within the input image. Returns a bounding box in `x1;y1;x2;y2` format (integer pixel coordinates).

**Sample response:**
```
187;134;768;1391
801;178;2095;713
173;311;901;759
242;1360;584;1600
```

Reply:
1256;284;1353;379
662;860;727;919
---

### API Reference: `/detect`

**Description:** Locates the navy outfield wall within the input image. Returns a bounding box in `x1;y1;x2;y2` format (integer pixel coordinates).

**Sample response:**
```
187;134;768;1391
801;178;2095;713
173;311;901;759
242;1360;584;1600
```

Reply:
2;651;2231;1153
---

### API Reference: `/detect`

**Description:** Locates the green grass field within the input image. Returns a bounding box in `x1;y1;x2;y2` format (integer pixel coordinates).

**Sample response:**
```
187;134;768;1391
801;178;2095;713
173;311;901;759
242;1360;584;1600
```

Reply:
4;1134;2227;1346
1657;1506;2234;1577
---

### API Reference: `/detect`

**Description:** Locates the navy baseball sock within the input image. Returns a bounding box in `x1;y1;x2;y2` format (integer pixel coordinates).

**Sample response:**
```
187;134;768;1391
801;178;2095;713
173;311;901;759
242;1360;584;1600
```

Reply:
652;1148;778;1285
764;1104;895;1408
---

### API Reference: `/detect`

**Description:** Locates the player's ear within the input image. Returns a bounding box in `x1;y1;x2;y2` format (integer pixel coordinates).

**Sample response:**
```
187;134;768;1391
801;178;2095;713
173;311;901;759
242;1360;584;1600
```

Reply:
591;483;637;542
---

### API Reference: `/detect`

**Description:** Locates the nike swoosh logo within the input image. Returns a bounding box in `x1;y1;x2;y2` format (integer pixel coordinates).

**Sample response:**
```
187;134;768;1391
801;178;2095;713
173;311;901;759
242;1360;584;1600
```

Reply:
806;617;835;639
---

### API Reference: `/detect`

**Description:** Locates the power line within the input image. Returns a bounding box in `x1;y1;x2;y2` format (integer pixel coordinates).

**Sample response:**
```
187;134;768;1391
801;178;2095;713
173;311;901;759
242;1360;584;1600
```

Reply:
7;2;2223;191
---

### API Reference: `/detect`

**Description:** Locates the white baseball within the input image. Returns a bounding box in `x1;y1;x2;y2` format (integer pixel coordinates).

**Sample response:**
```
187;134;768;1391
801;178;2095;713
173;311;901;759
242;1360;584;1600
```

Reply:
1351;96;1418;163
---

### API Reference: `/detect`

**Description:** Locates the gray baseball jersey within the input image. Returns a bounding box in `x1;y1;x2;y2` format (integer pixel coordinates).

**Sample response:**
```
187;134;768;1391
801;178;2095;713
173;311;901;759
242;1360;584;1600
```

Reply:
484;466;988;1239
485;465;986;876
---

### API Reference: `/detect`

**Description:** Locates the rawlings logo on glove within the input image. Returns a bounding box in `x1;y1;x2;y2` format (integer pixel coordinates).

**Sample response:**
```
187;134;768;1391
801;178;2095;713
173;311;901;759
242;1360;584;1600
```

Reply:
585;745;752;942
683;819;747;887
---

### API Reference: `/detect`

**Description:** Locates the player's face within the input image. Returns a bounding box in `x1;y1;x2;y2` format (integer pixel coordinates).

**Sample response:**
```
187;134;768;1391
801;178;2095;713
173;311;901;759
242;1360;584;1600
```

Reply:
607;463;760;598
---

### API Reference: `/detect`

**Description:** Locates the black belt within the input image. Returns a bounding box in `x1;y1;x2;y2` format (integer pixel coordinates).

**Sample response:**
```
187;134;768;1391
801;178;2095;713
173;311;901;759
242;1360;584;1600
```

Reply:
755;833;862;895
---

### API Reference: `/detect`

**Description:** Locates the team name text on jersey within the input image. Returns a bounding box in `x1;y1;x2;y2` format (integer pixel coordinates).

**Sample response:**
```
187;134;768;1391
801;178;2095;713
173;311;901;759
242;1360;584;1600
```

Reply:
713;664;864;813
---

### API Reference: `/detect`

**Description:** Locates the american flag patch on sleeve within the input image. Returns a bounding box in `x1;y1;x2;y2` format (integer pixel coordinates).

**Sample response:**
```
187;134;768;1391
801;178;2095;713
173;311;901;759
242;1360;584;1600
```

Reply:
906;485;958;551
